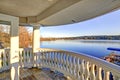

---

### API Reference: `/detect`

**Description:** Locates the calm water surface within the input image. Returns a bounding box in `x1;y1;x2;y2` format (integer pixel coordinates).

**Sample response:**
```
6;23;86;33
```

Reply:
41;40;120;58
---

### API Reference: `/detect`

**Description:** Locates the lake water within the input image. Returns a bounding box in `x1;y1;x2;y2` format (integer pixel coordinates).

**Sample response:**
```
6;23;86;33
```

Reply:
41;40;120;58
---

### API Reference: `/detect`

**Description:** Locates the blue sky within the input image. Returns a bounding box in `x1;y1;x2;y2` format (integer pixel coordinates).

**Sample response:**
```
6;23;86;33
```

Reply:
40;9;120;38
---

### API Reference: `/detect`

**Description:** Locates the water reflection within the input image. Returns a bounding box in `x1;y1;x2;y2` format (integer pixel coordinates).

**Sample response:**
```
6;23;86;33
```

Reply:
41;40;120;58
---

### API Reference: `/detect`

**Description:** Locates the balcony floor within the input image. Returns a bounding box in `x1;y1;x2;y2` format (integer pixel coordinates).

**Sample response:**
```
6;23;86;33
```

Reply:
0;68;67;80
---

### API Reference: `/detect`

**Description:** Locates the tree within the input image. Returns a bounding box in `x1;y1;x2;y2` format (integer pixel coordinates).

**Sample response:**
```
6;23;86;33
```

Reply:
0;25;32;48
19;26;32;48
0;25;10;47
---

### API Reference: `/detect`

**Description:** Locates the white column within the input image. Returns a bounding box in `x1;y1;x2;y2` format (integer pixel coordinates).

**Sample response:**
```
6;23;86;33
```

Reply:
10;18;19;80
0;13;19;80
33;26;40;53
32;26;40;67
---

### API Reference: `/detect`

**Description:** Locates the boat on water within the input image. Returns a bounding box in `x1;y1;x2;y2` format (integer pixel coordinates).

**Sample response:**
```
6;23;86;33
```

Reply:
107;47;120;52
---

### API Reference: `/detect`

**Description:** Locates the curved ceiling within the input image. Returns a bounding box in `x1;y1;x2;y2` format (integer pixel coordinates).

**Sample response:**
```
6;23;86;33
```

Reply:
0;0;120;26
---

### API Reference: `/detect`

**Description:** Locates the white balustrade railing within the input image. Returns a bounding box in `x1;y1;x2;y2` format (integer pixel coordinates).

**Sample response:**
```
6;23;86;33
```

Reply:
19;48;33;68
0;49;10;72
36;48;120;80
0;48;120;80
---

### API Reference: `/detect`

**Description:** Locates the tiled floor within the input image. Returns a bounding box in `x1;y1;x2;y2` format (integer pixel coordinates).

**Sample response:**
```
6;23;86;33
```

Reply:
0;68;67;80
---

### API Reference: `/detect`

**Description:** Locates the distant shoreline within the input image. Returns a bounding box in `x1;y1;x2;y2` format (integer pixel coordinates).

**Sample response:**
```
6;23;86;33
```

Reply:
41;35;120;41
41;38;120;42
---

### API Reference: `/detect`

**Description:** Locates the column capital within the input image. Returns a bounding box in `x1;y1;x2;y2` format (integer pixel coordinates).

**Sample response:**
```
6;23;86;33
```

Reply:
30;23;41;27
33;26;40;29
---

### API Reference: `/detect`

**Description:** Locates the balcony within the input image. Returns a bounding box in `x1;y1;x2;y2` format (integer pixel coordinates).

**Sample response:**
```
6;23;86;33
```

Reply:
0;1;120;80
0;48;120;80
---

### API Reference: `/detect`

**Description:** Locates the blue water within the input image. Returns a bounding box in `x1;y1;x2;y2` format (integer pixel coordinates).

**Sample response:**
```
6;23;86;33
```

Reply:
41;40;120;58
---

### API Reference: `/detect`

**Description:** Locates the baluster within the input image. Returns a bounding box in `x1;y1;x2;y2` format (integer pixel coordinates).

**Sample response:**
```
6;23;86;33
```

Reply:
39;51;42;67
58;53;60;68
23;50;26;67
21;50;24;67
50;52;52;67
45;52;48;66
60;53;63;69
25;50;28;67
27;50;30;67
76;58;80;80
63;53;66;70
66;54;69;72
80;60;85;80
63;53;65;70
4;52;7;70
54;52;57;68
73;57;76;76
40;52;43;67
30;49;33;67
69;55;72;73
19;49;20;63
104;70;110;80
96;67;102;80
48;52;50;66
5;51;8;70
1;52;4;71
5;50;9;69
3;51;7;70
48;52;50;67
8;50;10;69
26;50;29;67
33;51;37;67
71;56;75;75
52;52;55;67
62;53;65;70
84;61;90;80
69;56;73;74
90;64;96;80
37;51;41;68
19;50;22;67
42;52;45;66
57;53;61;69
65;54;68;71
45;52;47;66
62;53;64;70
35;52;38;67
51;52;54;67
28;50;30;63
55;52;58;68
